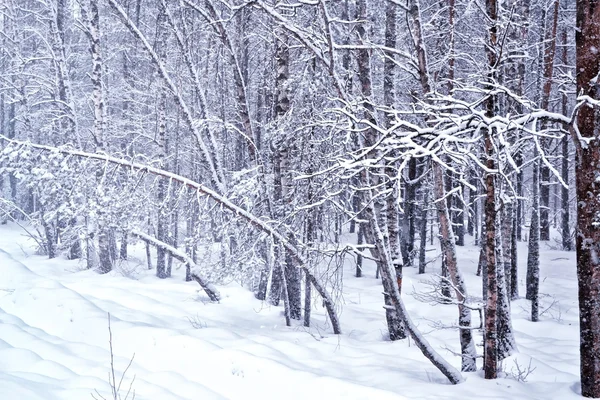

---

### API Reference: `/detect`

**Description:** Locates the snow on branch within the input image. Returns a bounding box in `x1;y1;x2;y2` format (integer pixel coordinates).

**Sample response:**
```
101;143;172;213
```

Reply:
130;230;221;302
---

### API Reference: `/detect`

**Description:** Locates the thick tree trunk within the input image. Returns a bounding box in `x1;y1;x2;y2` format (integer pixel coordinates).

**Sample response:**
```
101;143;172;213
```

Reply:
483;150;498;379
84;0;111;274
574;0;600;395
496;211;517;358
271;29;301;320
483;0;499;380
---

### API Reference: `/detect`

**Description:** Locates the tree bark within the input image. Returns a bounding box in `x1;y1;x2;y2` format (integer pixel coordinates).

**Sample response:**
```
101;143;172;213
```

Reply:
539;0;560;241
560;27;572;252
432;162;477;371
574;0;600;394
526;157;540;306
484;0;499;380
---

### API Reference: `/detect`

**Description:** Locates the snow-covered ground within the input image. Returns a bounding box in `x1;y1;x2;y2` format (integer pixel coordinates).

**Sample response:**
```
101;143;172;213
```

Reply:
0;223;581;399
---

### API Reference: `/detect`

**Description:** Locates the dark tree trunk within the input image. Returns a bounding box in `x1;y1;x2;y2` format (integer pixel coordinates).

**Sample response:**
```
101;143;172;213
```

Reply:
468;176;476;237
496;211;517;359
539;0;560;242
526;158;540;305
98;230;112;274
560;28;572;252
269;244;283;306
255;242;269;300
501;202;513;298
405;157;418;263
510;212;519;300
356;224;364;277
483;153;498;380
516;156;523;241
69;219;82;260
540;167;551;241
483;0;499;379
574;0;600;395
418;196;428;274
119;232;128;260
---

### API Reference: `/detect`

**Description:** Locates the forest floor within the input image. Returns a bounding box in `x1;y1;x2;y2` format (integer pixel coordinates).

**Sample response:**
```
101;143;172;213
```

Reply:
0;223;582;399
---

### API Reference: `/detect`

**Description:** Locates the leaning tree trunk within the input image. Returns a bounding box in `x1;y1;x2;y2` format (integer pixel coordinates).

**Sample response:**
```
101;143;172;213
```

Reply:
2;138;344;335
574;0;600;395
432;162;477;371
382;0;407;340
364;190;464;384
355;0;404;340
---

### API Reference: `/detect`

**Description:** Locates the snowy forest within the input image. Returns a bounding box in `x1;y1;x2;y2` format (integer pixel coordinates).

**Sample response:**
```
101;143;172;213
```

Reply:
0;0;599;398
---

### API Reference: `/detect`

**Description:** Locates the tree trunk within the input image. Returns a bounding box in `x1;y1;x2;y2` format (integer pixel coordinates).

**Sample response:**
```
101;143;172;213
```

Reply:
356;224;364;277
502;202;513;298
496;208;517;358
483;0;499;379
355;0;404;340
539;0;560;242
155;8;169;279
526;157;540;305
119;232;128;260
418;196;428;274
85;0;111;274
560;27;572;252
510;211;519;300
574;0;600;394
432;162;477;371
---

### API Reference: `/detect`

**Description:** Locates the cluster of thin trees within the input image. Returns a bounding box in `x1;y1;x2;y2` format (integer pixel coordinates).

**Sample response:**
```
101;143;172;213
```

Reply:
1;0;599;396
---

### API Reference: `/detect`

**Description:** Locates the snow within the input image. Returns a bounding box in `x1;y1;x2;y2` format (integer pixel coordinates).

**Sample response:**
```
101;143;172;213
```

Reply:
0;223;582;399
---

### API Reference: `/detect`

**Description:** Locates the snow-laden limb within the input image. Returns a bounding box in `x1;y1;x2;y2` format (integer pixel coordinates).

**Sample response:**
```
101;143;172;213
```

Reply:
130;230;221;302
0;137;342;334
250;0;348;100
105;0;226;193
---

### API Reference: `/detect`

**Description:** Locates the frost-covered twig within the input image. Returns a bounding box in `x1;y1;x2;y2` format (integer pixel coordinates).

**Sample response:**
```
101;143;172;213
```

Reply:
92;313;136;400
0;198;48;252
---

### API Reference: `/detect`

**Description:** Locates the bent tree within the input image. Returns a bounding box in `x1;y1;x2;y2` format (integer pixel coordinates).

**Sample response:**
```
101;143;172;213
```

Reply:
574;0;600;396
0;137;342;335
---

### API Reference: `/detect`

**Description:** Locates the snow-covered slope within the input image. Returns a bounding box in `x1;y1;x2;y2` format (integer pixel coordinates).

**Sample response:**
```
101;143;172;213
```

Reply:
0;224;581;399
